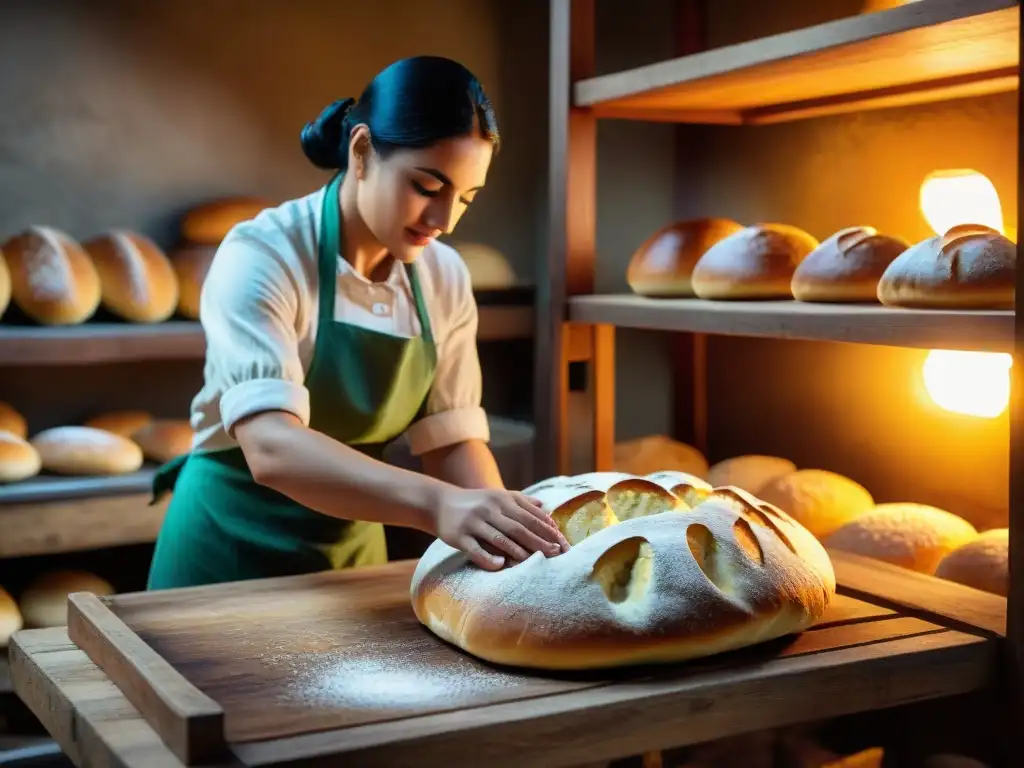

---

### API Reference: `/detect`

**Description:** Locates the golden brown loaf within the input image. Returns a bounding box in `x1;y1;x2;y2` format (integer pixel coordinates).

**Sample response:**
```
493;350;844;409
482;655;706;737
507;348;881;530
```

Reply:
170;244;217;319
613;434;709;479
411;470;836;670
0;430;42;483
691;223;819;300
757;469;874;539
181;197;273;245
0;249;10;318
791;226;909;303
132;419;193;464
826;502;977;575
2;226;101;325
0;401;28;440
0;586;23;647
877;224;1016;309
30;426;144;476
935;528;1008;596
707;455;797;495
626;218;745;298
81;230;179;323
19;571;114;628
83;410;153;437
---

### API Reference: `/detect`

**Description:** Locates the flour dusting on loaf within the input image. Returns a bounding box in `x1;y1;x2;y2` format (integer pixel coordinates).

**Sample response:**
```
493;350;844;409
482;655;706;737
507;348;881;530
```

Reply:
411;471;836;670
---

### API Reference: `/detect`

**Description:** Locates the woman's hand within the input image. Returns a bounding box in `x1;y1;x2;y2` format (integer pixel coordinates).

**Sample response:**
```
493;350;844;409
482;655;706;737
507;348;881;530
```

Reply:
433;487;570;570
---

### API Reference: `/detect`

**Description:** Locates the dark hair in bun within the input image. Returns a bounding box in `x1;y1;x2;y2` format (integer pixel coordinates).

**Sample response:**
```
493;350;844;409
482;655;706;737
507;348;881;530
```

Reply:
300;56;499;172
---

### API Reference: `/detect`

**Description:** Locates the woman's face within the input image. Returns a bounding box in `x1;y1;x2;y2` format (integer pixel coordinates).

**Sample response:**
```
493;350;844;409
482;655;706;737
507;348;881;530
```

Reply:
353;128;494;263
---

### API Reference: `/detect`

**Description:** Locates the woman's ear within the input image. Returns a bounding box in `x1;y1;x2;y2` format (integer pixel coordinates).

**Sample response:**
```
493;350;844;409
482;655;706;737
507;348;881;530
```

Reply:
347;124;373;179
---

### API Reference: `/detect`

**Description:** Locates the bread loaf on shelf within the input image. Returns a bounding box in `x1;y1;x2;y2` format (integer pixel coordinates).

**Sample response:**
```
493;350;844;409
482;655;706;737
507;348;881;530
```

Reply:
614;435;709;479
170;244;217;320
0;586;23;647
626;218;744;298
30;426;144;476
0;401;28;440
877;224;1015;309
181;197;273;245
81;230;180;323
691;223;819;300
132;419;194;464
411;470;836;670
2;226;101;325
83;410;153;437
826;502;977;575
935;528;1008;596
19;571;114;628
707;455;796;495
757;469;874;539
791;226;909;303
0;248;11;318
0;430;42;483
449;241;518;290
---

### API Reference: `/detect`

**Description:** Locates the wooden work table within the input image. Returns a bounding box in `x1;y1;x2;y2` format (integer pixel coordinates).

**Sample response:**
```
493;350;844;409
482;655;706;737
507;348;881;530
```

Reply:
9;553;1007;768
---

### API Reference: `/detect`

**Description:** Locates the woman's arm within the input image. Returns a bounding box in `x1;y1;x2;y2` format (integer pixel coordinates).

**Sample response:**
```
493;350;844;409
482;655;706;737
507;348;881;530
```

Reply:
420;439;505;490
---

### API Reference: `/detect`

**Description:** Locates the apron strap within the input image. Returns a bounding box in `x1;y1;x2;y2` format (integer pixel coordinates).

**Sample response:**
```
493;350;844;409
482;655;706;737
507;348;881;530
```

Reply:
317;172;345;323
404;262;435;347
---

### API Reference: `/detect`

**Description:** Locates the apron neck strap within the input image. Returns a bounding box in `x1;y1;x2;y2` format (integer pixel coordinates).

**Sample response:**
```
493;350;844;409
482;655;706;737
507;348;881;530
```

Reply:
403;261;434;346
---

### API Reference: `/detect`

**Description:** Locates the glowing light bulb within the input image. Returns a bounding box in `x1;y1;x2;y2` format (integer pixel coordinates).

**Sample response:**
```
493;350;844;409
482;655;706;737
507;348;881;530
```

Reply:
919;169;1004;237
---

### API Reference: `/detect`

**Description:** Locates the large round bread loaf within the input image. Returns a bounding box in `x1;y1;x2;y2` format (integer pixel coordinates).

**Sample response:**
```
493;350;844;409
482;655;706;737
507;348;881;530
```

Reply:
626;218;744;298
0;401;28;440
707;455;796;495
170;244;217;319
2;226;101;325
0;586;23;647
0;249;11;318
411;470;836;670
935;528;1007;596
691;223;819;300
757;469;874;539
19;571;114;628
30;426;144;476
0;430;42;483
181;197;272;245
877;224;1015;309
82;230;179;323
791;226;909;303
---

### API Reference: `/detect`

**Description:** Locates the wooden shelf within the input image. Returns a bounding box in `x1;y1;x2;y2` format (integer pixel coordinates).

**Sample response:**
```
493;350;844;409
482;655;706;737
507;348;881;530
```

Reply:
0;469;157;506
569;295;1014;353
574;0;1019;125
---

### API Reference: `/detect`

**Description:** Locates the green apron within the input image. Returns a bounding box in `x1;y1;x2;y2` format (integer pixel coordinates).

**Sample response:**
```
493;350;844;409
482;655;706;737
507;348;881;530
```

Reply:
146;172;438;590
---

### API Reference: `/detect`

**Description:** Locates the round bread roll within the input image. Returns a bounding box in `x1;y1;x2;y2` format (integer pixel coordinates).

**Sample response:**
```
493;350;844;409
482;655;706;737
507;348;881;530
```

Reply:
791;226;909;303
169;244;217;320
826;502;977;574
30;426;143;476
0;249;11;317
449;241;518;290
0;586;23;646
2;226;101;325
0;430;42;483
707;455;797;495
83;410;153;437
132;419;193;464
691;223;820;300
613;435;709;479
757;469;874;539
877;224;1015;309
181;197;273;245
0;401;28;440
411;471;835;670
19;571;114;628
626;218;745;298
935;528;1008;596
81;230;179;323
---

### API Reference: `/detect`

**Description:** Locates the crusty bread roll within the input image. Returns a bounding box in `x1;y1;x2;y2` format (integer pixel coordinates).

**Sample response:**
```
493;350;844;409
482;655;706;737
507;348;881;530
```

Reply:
83;410;153;438
691;223;819;300
30;426;143;476
757;469;874;539
0;430;42;483
877;224;1015;309
0;401;27;440
826;502;977;575
132;419;193;464
935;528;1008;596
791;226;909;303
449;241;518;290
411;470;836;670
169;244;217;320
626;218;745;298
2;226;101;325
707;455;797;495
81;230;179;323
0;248;11;318
0;586;23;647
613;434;709;479
181;197;272;245
19;571;114;628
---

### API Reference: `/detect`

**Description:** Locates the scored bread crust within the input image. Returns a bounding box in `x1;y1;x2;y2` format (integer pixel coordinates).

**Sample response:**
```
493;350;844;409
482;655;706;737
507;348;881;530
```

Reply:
82;230;179;323
626;218;745;298
410;470;836;671
791;226;909;303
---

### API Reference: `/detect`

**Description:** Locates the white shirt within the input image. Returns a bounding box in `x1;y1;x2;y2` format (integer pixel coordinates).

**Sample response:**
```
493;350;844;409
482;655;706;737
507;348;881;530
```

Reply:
189;185;489;456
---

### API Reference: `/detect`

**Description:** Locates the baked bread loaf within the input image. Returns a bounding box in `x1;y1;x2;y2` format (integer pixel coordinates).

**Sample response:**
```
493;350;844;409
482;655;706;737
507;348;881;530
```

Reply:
132;419;193;463
0;586;23;646
691;223;819;300
826;502;977;574
614;435;709;479
0;430;42;483
627;218;745;298
83;410;153;437
2;226;101;325
877;224;1015;309
30;426;143;476
450;241;518;290
935;528;1008;596
0;401;28;439
707;455;797;495
0;248;10;318
757;469;874;539
82;230;179;323
181;197;272;245
19;571;114;628
169;244;217;319
411;470;836;670
791;226;909;303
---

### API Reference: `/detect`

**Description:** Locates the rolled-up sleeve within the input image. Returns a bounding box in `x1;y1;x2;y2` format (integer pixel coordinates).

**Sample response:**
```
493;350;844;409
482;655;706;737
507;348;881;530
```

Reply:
200;235;311;436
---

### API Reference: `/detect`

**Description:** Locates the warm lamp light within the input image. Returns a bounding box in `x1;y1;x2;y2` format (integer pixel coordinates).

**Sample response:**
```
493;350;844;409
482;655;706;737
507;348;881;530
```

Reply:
918;169;1012;418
